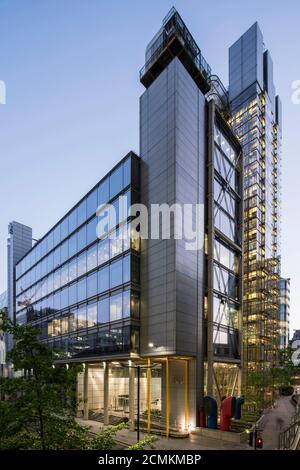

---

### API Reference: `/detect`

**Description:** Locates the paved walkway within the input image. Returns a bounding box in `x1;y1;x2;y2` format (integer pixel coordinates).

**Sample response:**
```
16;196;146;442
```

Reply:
259;396;296;449
76;418;249;450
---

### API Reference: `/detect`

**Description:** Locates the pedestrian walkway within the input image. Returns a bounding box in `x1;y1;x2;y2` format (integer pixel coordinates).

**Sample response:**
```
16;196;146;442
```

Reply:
259;395;296;449
76;417;249;450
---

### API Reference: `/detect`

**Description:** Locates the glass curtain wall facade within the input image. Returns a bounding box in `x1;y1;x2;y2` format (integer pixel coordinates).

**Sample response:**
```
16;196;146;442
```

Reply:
206;100;243;399
279;278;290;349
229;23;282;384
15;153;140;360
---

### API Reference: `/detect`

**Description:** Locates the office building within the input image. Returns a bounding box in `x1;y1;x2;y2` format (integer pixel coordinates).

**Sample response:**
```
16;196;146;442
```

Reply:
279;278;290;349
229;23;282;383
13;8;244;434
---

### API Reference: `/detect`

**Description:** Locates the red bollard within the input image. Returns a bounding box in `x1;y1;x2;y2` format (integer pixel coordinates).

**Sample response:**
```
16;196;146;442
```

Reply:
199;407;206;427
220;396;236;431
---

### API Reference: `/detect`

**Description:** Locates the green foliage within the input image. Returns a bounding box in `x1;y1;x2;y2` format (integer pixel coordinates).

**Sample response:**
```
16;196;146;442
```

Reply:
279;385;294;396
0;313;82;449
127;434;159;450
245;348;300;411
0;312;158;451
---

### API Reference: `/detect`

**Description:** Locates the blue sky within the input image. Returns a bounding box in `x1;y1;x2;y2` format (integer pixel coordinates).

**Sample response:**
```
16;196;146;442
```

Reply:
0;0;299;332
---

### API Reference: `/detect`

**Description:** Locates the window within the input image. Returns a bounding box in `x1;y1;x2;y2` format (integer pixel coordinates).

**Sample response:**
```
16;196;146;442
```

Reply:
77;199;87;226
68;209;77;233
97;208;109;239
53;270;61;290
41;258;47;278
60;264;69;286
53;225;61;247
123;290;130;318
61;218;69;241
97;297;109;324
131;291;140;318
87;302;97;328
123;158;131;188
69;258;77;282
110;165;123;199
121;189;131;223
122;224;131;251
110;292;123;321
98;266;109;293
61;314;69;334
87;272;97;298
123;255;131;283
47;231;54;253
53;317;61;336
109;199;119;230
87;245;97;271
87;217;97;245
76;305;87;329
77;278;87;302
77;252;87;277
110;259;123;288
47;273;54;295
40;239;47;258
53;247;60;269
69;309;77;332
60;240;69;264
69;282;77;305
77;225;87;251
98;238;109;265
61;287;68;309
36;262;41;281
68;233;77;258
110;227;123;258
87;188;97;219
98;178;109;206
47;252;54;273
53;291;61;311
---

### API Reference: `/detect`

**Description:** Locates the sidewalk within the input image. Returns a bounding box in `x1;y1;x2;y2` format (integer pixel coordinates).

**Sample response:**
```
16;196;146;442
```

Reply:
259;395;296;449
76;418;249;450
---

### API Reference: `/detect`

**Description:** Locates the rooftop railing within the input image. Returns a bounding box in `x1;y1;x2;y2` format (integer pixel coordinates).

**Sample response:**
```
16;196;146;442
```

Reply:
140;7;211;86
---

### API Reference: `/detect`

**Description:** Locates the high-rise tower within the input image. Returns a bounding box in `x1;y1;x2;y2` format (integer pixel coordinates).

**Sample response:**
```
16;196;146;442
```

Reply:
229;23;281;383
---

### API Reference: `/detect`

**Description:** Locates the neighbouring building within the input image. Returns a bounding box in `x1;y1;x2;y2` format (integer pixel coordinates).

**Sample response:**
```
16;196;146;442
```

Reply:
279;278;290;349
228;23;282;384
290;329;300;348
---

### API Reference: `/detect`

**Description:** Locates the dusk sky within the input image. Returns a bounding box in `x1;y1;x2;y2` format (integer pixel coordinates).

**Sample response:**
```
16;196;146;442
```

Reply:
0;0;299;331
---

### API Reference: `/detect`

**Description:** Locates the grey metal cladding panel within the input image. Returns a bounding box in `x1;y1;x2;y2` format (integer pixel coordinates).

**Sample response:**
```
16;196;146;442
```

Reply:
140;62;178;355
263;50;275;108
229;22;264;100
174;60;206;356
140;58;206;357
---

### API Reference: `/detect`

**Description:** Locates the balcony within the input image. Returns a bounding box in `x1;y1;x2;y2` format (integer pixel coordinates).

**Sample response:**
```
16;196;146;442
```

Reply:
140;7;211;94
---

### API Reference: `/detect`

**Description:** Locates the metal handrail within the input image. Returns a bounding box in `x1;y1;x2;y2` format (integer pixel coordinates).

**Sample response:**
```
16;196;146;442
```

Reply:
278;403;300;450
140;7;211;81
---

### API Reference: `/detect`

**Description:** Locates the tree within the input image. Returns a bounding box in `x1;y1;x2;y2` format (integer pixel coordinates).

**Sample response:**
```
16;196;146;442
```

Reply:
0;313;81;449
0;313;158;450
271;347;300;393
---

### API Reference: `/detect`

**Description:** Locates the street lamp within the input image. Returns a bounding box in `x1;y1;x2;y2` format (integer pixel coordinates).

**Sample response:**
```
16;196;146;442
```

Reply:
122;361;159;442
